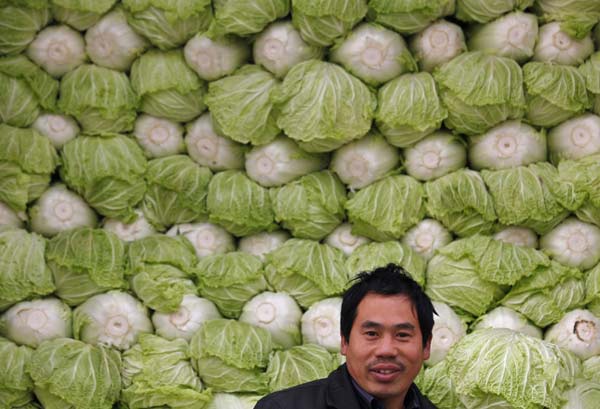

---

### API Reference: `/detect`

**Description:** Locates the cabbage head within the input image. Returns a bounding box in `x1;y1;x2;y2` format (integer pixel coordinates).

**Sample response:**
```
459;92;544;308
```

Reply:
501;261;586;327
579;52;600;116
189;319;273;393
456;0;533;23
558;154;600;228
433;51;525;135
345;241;426;286
0;124;58;212
368;0;454;34
533;0;600;39
27;338;122;409
446;328;581;409
209;0;289;37
122;0;212;50
194;252;267;319
207;170;277;237
0;228;54;313
274;60;376;152
0;55;58;128
523;62;591;128
292;0;367;47
266;344;339;392
205;65;280;145
131;50;207;122
60;134;147;222
0;336;34;408
121;334;211;409
346;175;425;241
127;234;198;313
58;64;138;135
0;2;51;55
51;0;117;30
270;170;346;240
375;72;447;147
264;239;350;308
142;155;212;231
424;169;497;237
46;227;127;306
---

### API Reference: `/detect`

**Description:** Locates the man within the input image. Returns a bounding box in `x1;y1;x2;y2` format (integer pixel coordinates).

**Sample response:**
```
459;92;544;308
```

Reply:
255;263;437;409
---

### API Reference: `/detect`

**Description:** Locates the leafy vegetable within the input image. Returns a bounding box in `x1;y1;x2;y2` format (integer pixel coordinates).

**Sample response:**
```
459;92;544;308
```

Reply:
0;55;58;128
209;0;289;37
205;65;280;145
207;170;277;237
130;49;206;122
0;3;51;56
401;219;453;261
548;114;600;164
195;252;267;319
324;223;370;256
456;0;534;23
51;0;117;30
404;131;466;181
184;33;249;82
238;230;290;261
274;59;376;152
367;0;455;34
433;51;525;135
270;170;346;240
152;294;221;342
375;72;446;148
27;25;85;78
544;309;600;360
409;19;466;72
0;124;58;212
301;297;342;352
121;334;211;409
533;0;600;39
133;115;185;158
46;227;127;306
60;134;147;222
265;239;350;309
141;155;212;231
540;217;600;270
189;319;273;393
32;113;79;149
27;337;122;409
0;228;54;312
533;22;594;65
471;306;542;338
346;175;426;241
58;64;138;134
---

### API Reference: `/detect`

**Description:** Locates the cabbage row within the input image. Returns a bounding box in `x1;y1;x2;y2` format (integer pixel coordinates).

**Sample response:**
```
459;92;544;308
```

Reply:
1;0;600;408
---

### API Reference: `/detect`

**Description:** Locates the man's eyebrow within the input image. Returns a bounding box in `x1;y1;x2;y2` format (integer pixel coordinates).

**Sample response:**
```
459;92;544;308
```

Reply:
360;321;416;331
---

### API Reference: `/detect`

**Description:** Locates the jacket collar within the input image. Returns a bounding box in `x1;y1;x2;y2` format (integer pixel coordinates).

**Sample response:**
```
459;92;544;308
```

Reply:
325;364;365;409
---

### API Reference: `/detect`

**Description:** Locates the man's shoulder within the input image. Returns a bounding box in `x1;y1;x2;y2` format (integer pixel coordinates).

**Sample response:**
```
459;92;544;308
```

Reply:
254;377;331;409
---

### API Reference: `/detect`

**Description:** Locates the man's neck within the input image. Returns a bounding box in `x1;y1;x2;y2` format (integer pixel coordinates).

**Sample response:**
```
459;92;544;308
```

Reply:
380;393;408;409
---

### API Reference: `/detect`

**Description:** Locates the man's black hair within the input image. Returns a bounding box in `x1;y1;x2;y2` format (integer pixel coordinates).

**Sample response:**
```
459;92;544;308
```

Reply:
340;263;435;347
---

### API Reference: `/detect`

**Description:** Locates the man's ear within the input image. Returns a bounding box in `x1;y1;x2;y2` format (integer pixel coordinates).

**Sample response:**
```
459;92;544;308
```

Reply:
423;336;432;360
340;332;348;356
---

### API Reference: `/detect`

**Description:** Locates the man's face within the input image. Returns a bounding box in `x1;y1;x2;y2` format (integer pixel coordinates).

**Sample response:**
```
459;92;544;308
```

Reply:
341;293;431;405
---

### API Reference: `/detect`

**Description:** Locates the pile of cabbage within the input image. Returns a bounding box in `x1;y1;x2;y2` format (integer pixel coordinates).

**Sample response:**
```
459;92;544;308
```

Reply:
2;0;600;408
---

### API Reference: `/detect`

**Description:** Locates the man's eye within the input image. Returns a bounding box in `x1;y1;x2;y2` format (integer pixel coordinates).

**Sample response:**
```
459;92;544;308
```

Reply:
396;332;410;338
365;331;378;337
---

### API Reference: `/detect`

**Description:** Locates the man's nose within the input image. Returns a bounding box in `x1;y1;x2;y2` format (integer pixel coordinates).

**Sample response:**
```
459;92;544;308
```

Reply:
374;334;397;357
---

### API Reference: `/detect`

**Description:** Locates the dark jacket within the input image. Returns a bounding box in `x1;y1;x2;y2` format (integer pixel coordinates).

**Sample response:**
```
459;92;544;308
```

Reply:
254;365;437;409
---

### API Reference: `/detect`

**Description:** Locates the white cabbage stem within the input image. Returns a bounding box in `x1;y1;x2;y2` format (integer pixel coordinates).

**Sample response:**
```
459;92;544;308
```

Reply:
152;295;222;341
468;12;538;63
545;309;600;360
330;132;400;189
548;114;600;164
33;113;79;149
331;23;415;85
0;298;72;348
85;9;149;71
134;114;185;158
166;222;235;258
401;219;453;261
254;21;322;78
472;306;542;338
245;137;327;187
103;209;156;242
494;226;539;248
301;298;342;353
324;223;371;256
540;218;600;270
238;231;290;261
533;22;594;66
26;25;85;78
185;113;246;171
184;33;249;81
426;301;466;367
468;120;547;170
410;19;466;72
404;131;466;181
239;292;302;349
0;202;25;228
73;291;153;351
29;184;97;237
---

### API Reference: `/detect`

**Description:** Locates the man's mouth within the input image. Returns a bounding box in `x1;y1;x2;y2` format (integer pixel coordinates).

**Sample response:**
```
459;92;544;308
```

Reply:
369;363;405;381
